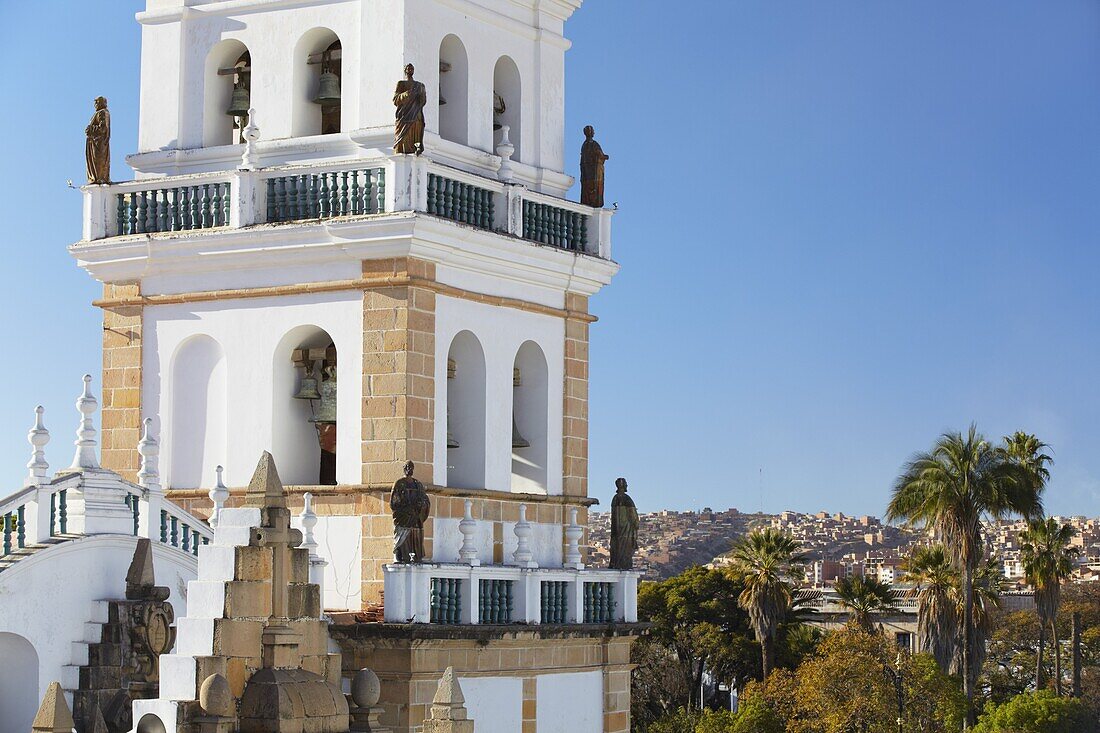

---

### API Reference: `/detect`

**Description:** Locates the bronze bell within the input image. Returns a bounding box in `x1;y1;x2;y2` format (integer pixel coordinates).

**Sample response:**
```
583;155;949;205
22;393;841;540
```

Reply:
511;416;530;450
313;70;341;107
309;367;338;425
447;427;460;449
294;373;321;401
226;82;251;118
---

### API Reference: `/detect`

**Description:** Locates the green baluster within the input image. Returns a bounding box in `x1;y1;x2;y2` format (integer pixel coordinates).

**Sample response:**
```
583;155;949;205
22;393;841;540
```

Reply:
170;515;179;547
190;186;202;228
201;185;212;228
50;493;56;537
430;578;439;623
308;175;319;218
319;174;330;218
182;523;191;552
59;490;67;534
116;194;126;236
479;580;487;623
266;179;276;222
340;171;350;215
222;182;231;225
3;514;11;555
17;505;25;549
350;170;361;215
376;168;385;212
454;579;462;623
132;495;140;536
160;509;168;542
427;174;438;214
157;190;168;232
490;580;499;623
211;183;222;226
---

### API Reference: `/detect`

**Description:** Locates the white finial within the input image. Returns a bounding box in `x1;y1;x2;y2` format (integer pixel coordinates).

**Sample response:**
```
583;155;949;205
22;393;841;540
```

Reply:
512;503;536;568
240;108;261;171
70;375;100;470
136;418;161;493
208;465;229;529
458;499;480;566
564;506;583;569
301;492;318;554
24;406;50;487
496;125;515;183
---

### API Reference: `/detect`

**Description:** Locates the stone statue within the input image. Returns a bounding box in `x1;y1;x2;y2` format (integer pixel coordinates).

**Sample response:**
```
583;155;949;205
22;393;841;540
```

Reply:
391;461;430;562
85;96;111;185
609;477;639;570
580;125;609;208
393;64;427;155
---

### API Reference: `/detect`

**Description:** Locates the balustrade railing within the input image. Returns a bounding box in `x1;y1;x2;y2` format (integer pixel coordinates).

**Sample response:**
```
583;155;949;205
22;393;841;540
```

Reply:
427;173;496;230
116;182;232;236
265;168;385;223
540;580;569;624
522;200;588;252
158;506;210;556
2;508;26;556
583;582;616;624
430;577;463;624
478;579;515;624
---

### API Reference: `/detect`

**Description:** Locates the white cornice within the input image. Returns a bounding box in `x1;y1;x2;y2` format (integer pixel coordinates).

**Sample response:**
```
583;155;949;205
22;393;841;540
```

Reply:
70;213;619;300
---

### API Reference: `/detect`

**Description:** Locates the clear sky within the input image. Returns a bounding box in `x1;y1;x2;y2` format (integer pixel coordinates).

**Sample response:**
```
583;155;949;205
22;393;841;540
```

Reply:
1;1;1097;518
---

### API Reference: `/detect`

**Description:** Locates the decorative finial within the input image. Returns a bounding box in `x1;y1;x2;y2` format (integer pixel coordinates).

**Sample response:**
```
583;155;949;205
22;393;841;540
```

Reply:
209;465;229;529
25;406;50;487
240;107;261;171
496;125;515;183
69;375;100;470
564;506;583;569
301;492;318;553
458;499;479;566
512;504;536;568
136;418;161;493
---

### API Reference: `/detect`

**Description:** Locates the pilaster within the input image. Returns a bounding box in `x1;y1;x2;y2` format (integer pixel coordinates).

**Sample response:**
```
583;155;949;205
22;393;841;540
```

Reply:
562;293;590;497
100;283;144;481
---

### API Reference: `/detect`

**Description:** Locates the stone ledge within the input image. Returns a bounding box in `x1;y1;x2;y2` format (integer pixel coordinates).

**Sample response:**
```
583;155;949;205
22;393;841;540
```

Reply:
168;484;600;507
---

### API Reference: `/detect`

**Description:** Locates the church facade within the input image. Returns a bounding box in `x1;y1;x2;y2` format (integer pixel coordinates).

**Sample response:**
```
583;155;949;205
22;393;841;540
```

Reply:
37;1;645;732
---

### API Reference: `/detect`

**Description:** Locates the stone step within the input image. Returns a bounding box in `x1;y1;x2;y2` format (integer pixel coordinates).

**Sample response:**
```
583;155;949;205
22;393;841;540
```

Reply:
70;641;90;667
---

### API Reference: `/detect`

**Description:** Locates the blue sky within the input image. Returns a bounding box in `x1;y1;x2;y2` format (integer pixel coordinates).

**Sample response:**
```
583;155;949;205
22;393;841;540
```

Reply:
1;2;1098;518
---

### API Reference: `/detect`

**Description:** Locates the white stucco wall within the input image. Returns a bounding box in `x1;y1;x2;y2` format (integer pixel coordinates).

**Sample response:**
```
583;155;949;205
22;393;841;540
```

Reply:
0;535;197;715
536;671;604;733
458;675;524;733
434;294;565;495
432;517;563;567
290;514;362;610
144;291;364;489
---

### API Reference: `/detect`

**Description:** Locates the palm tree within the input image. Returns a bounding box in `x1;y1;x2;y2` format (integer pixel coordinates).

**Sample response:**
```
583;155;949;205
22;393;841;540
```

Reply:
1003;432;1053;491
904;544;958;672
729;528;807;678
1019;517;1078;695
887;426;1041;722
955;556;1004;683
833;575;897;631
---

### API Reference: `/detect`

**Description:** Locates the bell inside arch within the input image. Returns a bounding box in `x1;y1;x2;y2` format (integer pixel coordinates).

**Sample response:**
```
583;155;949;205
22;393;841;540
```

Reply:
226;82;251;118
309;366;338;425
511;365;530;449
313;70;341;107
294;362;321;401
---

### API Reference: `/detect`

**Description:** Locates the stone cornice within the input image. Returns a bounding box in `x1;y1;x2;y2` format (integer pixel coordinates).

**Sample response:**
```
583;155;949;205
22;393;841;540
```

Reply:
166;483;599;506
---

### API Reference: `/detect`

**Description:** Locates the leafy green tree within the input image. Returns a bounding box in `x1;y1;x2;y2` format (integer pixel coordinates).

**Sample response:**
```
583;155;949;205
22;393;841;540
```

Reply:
635;566;757;716
833;575;897;632
904;544;959;672
1020;517;1078;694
887;426;1041;720
729;528;807;678
972;690;1098;733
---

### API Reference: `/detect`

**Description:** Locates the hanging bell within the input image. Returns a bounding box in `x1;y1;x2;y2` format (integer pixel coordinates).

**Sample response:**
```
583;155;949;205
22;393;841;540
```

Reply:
447;428;460;449
511;415;530;450
313;70;342;107
294;373;321;401
226;82;251;118
309;367;338;425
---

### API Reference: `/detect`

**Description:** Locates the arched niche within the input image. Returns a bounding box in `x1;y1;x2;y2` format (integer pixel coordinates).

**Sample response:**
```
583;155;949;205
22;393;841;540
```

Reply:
493;56;522;161
293;28;342;137
438;35;469;145
170;335;227;489
0;633;38;733
273;326;339;486
204;39;251;147
510;341;548;493
447;331;486;489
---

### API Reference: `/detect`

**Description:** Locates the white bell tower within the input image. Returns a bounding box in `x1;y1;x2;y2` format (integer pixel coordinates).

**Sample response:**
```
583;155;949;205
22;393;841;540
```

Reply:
73;0;616;606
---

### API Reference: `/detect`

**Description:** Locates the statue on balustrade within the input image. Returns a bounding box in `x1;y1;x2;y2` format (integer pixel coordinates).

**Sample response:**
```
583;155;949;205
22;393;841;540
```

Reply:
609;477;639;570
85;96;111;185
391;461;430;563
580;125;609;208
393;63;427;155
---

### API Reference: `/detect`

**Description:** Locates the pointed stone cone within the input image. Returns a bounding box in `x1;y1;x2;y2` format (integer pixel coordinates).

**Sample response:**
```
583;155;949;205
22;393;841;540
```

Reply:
31;682;75;733
125;537;156;597
90;703;109;733
243;451;286;509
430;667;468;720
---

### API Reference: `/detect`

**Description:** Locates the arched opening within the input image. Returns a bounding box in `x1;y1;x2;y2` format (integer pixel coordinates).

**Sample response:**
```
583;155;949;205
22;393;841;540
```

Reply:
136;714;168;733
438;35;468;145
273;326;338;486
170;335;227;489
293;29;342;137
510;342;548;493
0;633;38;733
493;56;522;161
204;40;251;147
446;331;486;489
